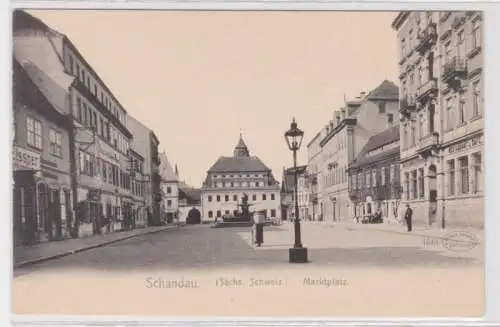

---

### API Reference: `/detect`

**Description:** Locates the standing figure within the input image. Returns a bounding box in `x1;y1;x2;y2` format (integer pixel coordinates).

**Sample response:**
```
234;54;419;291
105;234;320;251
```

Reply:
253;210;266;247
404;204;413;232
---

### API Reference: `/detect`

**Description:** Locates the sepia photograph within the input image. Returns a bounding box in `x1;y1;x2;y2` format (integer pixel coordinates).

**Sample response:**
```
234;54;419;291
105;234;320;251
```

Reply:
11;9;484;318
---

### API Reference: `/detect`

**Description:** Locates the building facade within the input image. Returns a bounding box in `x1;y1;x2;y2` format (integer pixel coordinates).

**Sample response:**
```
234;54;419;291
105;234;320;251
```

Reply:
12;58;74;246
347;125;402;222
13;10;137;237
317;80;400;222
306;131;324;221
201;135;281;221
159;152;179;223
127;116;162;226
392;11;483;229
280;166;308;221
129;149;147;228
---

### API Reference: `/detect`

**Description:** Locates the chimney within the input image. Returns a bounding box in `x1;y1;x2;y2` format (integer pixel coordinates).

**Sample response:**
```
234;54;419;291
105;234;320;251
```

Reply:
341;108;346;119
335;112;341;125
329;120;334;129
325;124;330;134
175;164;179;177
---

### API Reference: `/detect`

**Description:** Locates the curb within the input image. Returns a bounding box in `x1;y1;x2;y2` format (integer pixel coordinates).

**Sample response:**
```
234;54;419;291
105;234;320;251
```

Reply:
344;224;482;244
14;226;178;269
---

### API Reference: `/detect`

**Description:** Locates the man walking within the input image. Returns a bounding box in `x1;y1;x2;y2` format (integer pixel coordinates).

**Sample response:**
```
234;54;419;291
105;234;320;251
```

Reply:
404;204;413;232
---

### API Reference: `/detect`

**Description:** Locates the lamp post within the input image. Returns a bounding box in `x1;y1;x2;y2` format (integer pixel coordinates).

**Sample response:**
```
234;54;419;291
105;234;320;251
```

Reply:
284;118;309;263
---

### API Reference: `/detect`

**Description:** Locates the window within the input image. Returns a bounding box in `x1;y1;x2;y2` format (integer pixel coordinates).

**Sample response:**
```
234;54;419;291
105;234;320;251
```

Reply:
418;168;425;199
472;19;481;50
271;193;275;200
372;170;377;187
207;195;212;202
208;211;213;218
408;29;413;50
444;41;452;64
365;172;370;188
270;209;276;218
458;96;466;125
410;121;416;146
457;30;465;58
262;194;267;201
403;124;408;149
225;210;230;215
225;195;229;202
411;170;418;200
388;113;394;125
216;195;220;202
378;102;386;114
167;186;172;194
404;172;410;200
384;167;390;186
472;153;482;193
459;156;469;194
26;117;42;149
49;129;62;157
167;200;172;207
447;160;455;196
446;97;454;130
233;195;237;201
472;80;481;117
252;194;257;201
216;210;221;217
418;115;424;140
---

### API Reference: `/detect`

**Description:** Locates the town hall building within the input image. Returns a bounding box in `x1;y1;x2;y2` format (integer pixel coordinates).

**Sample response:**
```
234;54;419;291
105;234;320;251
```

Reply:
200;134;281;221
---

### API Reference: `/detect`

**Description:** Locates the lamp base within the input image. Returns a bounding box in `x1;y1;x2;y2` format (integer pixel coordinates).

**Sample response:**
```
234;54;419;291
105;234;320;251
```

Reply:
289;247;309;263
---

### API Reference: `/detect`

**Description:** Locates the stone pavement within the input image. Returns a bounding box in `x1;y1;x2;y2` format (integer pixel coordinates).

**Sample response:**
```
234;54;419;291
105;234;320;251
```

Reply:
13;224;180;269
283;220;484;245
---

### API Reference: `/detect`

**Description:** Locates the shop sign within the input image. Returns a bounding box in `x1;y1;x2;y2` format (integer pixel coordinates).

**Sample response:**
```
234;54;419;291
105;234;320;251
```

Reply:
448;135;482;154
13;146;41;171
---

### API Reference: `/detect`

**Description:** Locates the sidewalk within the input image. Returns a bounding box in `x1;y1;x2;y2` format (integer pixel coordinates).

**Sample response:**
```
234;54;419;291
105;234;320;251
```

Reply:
343;222;484;244
14;224;180;269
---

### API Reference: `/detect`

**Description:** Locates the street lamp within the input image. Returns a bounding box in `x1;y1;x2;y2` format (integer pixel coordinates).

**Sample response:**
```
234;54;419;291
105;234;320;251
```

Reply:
284;118;309;263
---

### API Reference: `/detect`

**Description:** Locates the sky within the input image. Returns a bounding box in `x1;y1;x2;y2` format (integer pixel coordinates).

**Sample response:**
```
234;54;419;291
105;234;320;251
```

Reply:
27;10;399;188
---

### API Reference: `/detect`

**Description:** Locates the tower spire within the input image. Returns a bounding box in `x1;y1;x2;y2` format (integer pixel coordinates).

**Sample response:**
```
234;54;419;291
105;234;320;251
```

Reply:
233;131;250;158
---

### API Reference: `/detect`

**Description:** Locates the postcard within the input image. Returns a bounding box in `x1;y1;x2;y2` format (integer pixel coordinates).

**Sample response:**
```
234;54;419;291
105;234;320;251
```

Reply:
11;9;484;319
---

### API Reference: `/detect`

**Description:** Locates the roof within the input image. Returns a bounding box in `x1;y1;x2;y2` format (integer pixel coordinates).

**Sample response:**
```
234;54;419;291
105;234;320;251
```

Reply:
178;181;201;204
349;125;400;170
13;20;75;116
365;80;399;101
159;151;178;182
208;156;270;173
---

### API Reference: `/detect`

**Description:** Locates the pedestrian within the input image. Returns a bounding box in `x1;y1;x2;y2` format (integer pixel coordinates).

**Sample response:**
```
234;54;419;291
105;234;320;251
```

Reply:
253;210;265;247
404;204;413;232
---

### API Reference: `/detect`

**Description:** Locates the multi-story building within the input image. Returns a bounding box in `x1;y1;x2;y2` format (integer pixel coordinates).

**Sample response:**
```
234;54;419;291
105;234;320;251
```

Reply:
129;149;147;228
280;165;308;221
306;131;324;221
392;11;483;229
127;116;162;226
317;80;400;222
347;125;402;222
13;10;137;237
12;57;74;246
201;134;281;221
159;152;179;223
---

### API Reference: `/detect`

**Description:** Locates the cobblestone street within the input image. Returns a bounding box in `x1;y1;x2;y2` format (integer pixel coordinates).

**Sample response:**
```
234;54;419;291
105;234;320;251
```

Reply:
15;222;483;277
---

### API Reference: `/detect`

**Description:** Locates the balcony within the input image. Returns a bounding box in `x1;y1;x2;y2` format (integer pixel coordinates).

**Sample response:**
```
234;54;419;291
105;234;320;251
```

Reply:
416;78;438;104
442;57;467;88
12;146;41;171
399;96;417;116
415;22;437;54
417;132;439;158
